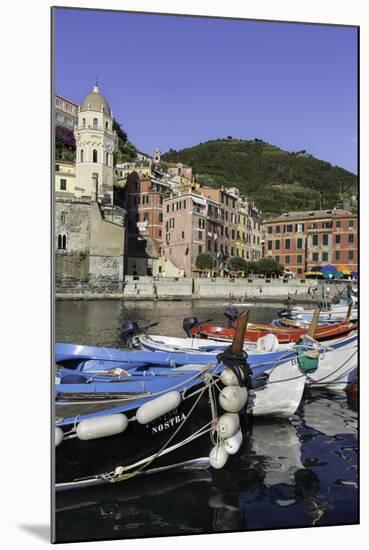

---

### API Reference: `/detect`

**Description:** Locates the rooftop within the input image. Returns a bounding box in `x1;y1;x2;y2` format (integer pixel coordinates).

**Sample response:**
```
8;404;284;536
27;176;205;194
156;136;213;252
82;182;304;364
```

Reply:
56;94;79;108
80;85;111;115
265;208;355;223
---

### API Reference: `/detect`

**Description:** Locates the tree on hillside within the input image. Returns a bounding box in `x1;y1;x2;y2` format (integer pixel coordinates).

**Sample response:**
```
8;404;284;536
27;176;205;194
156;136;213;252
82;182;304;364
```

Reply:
195;253;213;271
161;138;357;216
113;119;128;143
113;119;137;163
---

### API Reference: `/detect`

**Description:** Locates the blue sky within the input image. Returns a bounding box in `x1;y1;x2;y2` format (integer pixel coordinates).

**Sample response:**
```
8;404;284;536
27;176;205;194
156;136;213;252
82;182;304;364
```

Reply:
54;8;358;173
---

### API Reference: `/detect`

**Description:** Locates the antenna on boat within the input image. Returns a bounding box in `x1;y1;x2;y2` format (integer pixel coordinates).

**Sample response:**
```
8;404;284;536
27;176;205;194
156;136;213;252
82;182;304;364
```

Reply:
230;309;249;355
307;308;320;338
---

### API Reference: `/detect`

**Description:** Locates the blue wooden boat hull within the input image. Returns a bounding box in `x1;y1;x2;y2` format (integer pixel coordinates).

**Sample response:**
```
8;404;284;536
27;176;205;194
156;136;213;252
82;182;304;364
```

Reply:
54;342;305;489
55;374;217;489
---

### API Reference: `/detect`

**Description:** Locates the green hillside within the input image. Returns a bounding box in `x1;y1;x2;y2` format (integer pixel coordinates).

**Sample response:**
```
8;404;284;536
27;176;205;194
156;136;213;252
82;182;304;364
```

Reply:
162;138;357;218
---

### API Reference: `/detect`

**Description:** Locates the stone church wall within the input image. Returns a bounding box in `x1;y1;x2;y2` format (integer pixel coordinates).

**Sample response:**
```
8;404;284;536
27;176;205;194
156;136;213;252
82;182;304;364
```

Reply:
55;200;91;253
55;199;125;294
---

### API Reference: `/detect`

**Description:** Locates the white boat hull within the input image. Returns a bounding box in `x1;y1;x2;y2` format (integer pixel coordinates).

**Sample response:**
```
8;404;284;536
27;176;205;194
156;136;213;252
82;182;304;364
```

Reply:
139;332;357;393
291;304;357;323
305;334;358;390
248;355;305;418
136;334;261;354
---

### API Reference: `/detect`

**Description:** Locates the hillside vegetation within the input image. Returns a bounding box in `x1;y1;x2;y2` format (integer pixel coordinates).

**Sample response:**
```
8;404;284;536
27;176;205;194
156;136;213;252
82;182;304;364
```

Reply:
162;138;357;218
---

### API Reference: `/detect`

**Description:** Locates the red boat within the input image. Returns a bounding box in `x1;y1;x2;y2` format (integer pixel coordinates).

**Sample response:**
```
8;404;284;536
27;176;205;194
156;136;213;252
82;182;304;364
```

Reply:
191;320;357;344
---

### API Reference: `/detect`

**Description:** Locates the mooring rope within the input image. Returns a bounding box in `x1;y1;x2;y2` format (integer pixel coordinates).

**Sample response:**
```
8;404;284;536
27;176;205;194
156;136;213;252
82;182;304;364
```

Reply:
306;348;358;385
95;370;219;483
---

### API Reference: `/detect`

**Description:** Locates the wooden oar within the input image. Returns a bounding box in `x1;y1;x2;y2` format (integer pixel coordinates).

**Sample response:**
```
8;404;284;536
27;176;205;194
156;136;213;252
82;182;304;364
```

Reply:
307;308;320;338
230;309;249;355
346;302;353;320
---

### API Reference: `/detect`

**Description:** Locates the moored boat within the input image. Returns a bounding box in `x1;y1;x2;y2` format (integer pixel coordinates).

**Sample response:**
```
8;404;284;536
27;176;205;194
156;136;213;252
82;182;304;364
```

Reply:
301;333;358;390
134;331;357;392
55;313;308;490
189;319;356;344
55;341;307;418
55;365;225;490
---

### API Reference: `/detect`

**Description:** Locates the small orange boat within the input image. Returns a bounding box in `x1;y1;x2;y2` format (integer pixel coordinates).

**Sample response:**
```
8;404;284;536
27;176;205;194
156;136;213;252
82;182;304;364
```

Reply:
191;320;357;344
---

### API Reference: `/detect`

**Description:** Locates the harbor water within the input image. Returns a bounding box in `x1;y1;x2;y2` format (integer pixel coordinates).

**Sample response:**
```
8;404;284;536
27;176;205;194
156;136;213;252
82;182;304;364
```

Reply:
55;300;358;542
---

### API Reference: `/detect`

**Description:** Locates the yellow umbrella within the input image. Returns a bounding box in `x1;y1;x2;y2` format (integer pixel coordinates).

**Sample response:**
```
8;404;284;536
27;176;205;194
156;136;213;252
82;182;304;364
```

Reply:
336;265;351;275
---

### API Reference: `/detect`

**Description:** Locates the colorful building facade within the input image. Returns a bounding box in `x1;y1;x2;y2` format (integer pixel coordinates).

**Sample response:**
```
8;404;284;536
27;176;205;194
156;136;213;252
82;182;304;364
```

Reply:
55;160;76;198
166;163;193;181
55;94;79;130
125;172;172;248
237;197;263;261
162;191;208;277
263;209;358;276
161;186;263;277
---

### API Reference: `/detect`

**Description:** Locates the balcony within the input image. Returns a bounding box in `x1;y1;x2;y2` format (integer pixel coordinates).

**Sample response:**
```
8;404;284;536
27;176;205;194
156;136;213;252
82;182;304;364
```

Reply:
75;125;116;138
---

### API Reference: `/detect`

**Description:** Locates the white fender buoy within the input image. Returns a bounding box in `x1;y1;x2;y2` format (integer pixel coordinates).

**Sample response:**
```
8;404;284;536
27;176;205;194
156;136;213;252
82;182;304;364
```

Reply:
136;391;181;425
219;385;248;413
220;368;243;386
208;495;226;509
224;428;243;455
55;427;64;447
209;443;229;469
256;333;279;353
217;413;240;439
76;413;129;441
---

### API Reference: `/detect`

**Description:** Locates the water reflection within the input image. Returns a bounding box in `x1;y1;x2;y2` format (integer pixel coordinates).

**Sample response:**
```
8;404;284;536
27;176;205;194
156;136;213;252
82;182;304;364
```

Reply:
240;390;357;529
55;300;280;346
55;390;357;542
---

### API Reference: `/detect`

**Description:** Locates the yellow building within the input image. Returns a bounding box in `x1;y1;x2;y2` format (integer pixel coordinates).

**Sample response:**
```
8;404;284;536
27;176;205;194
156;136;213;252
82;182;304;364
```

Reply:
236;203;247;259
55;160;76;198
114;161;152;188
235;197;263;262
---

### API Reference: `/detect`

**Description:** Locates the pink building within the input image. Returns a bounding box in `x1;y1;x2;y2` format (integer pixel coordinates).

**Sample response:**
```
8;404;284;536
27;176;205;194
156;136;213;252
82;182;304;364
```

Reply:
166;163;193;181
162;191;207;276
162;185;262;276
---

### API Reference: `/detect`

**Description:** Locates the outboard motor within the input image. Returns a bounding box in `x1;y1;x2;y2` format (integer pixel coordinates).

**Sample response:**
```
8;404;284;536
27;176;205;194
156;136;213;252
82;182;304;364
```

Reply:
120;321;140;348
277;307;290;318
183;317;200;337
224;307;239;327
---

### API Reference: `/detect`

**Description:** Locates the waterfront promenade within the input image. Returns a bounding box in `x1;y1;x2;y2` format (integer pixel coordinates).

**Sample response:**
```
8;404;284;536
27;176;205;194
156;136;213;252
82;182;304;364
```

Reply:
55;276;356;301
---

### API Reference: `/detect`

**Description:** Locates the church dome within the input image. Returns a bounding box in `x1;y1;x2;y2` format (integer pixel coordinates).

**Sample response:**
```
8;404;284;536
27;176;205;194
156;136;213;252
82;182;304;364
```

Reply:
80;85;112;115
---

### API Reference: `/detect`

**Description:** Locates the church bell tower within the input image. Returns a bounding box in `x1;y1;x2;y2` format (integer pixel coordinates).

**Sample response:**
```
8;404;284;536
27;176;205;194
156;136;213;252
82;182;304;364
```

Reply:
74;84;117;204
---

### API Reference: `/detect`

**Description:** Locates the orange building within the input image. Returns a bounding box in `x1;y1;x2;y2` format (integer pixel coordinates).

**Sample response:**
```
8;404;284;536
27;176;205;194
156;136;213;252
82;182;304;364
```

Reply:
263;209;357;276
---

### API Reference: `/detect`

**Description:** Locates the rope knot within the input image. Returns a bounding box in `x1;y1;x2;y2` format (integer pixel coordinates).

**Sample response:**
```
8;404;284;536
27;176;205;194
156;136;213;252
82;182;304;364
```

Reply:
217;347;251;388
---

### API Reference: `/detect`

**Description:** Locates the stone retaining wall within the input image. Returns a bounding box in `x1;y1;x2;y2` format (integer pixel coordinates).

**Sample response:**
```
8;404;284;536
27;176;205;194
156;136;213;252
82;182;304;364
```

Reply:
56;276;356;300
194;277;317;298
